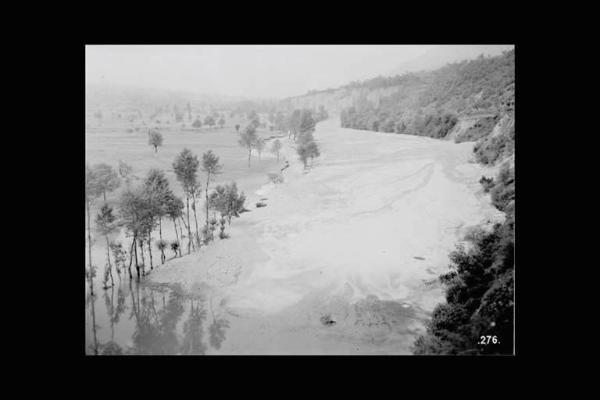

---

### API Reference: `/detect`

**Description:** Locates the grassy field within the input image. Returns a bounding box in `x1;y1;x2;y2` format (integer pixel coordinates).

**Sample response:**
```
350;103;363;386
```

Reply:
85;113;286;202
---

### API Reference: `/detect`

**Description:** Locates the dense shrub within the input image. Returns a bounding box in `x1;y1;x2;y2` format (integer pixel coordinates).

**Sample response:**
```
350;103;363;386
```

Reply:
479;176;494;193
474;128;515;165
455;116;498;143
490;164;515;211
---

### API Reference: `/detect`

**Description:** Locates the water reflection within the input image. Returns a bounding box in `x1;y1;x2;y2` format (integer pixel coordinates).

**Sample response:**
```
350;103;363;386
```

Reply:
180;298;208;355
87;292;99;355
86;278;230;355
208;298;230;350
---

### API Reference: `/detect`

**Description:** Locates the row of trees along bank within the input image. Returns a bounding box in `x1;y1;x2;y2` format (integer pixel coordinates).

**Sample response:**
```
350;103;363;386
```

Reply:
85;149;246;295
237;107;324;170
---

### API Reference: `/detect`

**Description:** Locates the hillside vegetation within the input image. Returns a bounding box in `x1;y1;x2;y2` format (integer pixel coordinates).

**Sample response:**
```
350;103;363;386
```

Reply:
413;163;514;355
284;50;515;167
340;51;514;164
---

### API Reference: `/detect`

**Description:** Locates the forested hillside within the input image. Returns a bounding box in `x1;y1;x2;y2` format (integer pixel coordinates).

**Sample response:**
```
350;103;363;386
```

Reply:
339;50;514;165
284;50;514;168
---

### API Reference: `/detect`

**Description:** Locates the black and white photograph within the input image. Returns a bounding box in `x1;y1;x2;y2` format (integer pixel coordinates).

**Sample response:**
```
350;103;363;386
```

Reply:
85;44;515;355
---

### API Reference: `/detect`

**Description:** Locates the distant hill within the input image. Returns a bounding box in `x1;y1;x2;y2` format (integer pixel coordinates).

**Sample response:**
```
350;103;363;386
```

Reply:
386;45;514;76
282;49;515;166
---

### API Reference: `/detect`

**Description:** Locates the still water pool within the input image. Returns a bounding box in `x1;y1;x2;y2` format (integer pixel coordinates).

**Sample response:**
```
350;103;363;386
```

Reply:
85;277;230;355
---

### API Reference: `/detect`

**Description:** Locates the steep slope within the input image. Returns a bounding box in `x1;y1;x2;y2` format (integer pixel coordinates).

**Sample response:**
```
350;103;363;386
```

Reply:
282;49;515;167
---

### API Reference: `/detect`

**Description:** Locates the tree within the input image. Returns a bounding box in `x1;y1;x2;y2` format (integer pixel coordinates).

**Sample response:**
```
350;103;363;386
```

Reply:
297;140;320;169
254;138;265;161
86;164;102;295
164;191;184;257
288;109;302;140
204;115;216;128
316;105;328;122
238;125;258;167
208;182;246;226
297;129;315;146
192;119;202;129
156;240;168;261
144;169;171;264
274;111;286;132
271;139;282;162
170;241;180;258
298;109;316;138
118;185;148;279
95;204;119;289
148;129;163;153
247;110;258;121
218;116;225;128
201;150;223;242
118;160;133;181
248;110;260;130
92;163;121;202
307;141;320;166
172;149;200;253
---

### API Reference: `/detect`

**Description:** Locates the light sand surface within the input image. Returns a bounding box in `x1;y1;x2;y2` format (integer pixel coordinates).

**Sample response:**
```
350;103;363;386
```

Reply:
148;118;504;354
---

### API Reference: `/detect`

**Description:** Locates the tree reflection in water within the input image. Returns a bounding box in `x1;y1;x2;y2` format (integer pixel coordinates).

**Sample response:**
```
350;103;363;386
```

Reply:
156;283;185;354
88;278;231;355
87;291;99;355
180;296;208;355
208;297;230;350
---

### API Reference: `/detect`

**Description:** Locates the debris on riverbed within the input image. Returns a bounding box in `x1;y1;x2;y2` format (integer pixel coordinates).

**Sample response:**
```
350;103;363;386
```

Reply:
256;201;267;208
267;173;284;183
320;314;337;326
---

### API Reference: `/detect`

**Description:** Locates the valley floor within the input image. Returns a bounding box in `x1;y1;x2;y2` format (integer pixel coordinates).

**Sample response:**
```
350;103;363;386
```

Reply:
146;118;504;354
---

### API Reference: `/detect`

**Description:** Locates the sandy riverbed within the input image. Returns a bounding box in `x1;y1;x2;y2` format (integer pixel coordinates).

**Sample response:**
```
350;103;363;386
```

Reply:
148;118;503;354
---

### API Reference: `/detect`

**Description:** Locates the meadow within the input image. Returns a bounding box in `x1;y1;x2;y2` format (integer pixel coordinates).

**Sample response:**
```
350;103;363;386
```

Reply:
85;114;284;203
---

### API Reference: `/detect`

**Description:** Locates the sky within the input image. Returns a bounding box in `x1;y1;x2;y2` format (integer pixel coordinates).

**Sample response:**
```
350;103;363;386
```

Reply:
85;45;509;99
